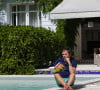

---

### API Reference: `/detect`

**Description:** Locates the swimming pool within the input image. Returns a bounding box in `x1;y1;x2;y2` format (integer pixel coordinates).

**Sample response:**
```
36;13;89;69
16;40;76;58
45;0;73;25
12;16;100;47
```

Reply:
0;75;100;90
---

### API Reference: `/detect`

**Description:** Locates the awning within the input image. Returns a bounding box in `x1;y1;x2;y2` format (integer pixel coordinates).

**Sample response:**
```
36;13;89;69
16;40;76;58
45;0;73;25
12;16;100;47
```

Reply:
50;0;100;19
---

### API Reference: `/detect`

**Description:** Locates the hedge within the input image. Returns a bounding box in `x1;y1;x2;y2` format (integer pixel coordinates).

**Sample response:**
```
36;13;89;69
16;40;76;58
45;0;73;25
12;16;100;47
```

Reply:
0;25;66;74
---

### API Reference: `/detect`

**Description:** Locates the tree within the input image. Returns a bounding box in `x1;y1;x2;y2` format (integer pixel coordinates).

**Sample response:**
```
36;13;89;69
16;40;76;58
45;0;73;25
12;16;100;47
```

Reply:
34;0;62;13
15;0;62;13
16;0;79;52
56;19;79;50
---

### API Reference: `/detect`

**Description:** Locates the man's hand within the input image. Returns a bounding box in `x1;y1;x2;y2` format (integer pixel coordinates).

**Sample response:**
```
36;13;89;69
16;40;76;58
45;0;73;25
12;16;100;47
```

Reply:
64;83;73;90
65;57;70;61
65;57;72;66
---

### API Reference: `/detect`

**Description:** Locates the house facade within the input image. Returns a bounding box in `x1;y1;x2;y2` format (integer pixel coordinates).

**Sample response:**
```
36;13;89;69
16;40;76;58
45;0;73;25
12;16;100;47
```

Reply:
50;0;100;64
0;0;56;31
74;18;100;63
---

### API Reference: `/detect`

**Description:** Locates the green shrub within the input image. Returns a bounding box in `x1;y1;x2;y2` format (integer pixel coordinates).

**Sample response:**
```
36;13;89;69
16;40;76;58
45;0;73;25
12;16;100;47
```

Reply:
0;25;66;74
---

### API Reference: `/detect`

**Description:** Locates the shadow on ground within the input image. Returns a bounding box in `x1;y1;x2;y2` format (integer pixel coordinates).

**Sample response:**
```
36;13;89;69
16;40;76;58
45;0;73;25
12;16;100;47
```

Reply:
53;85;86;90
72;84;86;90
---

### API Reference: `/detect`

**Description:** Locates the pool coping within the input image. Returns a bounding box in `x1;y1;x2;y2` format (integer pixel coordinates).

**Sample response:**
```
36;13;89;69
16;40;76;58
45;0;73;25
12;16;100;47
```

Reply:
0;74;100;77
0;75;100;85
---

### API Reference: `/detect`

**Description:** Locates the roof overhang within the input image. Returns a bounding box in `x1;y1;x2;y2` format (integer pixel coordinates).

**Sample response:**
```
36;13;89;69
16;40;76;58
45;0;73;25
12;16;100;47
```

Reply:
50;0;100;19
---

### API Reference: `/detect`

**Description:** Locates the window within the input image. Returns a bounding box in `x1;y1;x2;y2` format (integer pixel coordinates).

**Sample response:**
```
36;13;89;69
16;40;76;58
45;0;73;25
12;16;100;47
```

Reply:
88;22;94;27
10;4;40;27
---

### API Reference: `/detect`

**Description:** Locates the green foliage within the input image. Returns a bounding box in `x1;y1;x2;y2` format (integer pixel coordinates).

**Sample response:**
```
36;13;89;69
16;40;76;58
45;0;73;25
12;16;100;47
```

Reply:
56;19;66;41
0;25;66;74
0;0;79;74
56;19;79;49
64;19;79;49
35;0;62;13
16;0;62;13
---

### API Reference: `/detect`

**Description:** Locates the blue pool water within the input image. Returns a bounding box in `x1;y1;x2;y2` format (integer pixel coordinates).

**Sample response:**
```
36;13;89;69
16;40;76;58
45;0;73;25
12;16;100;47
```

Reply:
0;76;99;90
0;76;56;90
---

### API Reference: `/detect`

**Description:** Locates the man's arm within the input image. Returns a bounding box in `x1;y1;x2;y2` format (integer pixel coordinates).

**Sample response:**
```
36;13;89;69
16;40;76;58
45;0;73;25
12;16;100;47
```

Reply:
67;66;76;85
65;58;76;86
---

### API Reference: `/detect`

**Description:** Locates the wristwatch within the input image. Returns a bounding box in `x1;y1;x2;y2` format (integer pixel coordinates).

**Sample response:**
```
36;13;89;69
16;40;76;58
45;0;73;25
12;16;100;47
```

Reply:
68;63;72;66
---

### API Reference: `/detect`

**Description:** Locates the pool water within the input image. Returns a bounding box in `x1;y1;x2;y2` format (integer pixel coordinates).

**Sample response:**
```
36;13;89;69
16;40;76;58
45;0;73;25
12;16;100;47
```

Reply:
0;76;99;90
0;77;56;90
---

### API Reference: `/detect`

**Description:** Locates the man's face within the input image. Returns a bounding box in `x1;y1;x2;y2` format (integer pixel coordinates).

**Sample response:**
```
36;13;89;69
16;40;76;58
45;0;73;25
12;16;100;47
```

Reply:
62;50;71;58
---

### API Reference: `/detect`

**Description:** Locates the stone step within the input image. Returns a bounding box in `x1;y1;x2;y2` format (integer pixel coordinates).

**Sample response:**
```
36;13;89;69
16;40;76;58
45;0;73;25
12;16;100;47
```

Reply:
77;64;100;70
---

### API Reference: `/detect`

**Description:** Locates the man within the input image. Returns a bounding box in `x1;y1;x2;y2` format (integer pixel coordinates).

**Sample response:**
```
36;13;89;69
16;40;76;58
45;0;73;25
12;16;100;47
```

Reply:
54;48;77;90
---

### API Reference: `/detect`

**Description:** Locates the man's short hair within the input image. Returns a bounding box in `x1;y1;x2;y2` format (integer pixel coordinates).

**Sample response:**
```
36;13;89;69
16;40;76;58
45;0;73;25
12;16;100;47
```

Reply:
62;47;72;54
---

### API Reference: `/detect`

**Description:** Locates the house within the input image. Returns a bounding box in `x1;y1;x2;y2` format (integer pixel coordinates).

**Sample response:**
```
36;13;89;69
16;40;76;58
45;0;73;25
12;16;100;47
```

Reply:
50;0;100;64
0;0;56;31
1;0;100;64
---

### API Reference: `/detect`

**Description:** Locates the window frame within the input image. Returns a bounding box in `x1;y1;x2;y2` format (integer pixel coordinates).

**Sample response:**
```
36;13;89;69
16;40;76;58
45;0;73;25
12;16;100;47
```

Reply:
8;3;41;27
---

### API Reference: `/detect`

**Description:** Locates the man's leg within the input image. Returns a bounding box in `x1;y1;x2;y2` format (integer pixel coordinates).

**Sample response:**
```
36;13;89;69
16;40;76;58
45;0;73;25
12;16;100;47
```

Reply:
54;73;65;87
54;73;73;90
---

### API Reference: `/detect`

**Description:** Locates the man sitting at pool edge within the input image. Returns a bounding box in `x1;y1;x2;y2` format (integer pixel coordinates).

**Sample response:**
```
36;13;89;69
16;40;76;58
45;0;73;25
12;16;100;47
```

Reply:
54;48;77;90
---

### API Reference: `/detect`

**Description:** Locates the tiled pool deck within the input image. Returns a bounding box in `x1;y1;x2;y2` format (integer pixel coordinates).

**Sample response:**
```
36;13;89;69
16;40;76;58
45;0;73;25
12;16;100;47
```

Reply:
35;70;100;74
35;64;100;74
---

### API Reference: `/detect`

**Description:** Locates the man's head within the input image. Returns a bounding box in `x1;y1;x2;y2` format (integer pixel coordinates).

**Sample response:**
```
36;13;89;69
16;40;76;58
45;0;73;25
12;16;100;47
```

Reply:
62;48;72;58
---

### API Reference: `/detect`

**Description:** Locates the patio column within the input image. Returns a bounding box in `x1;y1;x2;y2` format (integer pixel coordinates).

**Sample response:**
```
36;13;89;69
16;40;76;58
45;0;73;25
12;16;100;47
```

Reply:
74;23;82;61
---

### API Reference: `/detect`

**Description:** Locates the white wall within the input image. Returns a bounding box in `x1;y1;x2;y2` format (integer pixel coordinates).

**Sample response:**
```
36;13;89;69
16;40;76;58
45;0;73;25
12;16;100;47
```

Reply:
0;10;7;25
41;12;56;31
0;1;57;31
0;0;13;25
